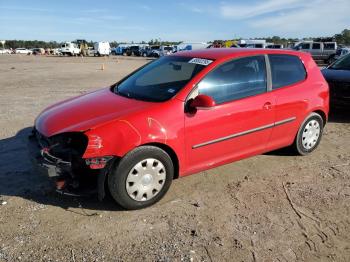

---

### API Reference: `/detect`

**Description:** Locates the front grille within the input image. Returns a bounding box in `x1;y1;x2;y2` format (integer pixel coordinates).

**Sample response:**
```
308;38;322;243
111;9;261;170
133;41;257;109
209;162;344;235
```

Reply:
34;130;88;161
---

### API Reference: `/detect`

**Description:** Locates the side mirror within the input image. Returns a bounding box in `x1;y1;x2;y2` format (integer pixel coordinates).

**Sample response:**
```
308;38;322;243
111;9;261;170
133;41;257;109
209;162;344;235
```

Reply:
189;94;216;110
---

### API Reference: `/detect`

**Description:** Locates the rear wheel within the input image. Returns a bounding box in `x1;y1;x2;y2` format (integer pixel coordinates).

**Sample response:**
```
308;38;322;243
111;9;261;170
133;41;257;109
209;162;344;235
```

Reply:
293;113;324;155
108;146;174;210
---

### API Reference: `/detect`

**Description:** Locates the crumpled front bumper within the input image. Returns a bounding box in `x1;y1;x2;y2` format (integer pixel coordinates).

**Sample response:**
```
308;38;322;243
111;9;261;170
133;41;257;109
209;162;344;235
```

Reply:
28;130;71;178
27;128;115;199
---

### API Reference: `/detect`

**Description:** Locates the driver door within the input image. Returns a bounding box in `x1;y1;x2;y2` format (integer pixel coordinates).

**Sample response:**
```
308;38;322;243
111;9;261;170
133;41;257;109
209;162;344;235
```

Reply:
184;55;275;174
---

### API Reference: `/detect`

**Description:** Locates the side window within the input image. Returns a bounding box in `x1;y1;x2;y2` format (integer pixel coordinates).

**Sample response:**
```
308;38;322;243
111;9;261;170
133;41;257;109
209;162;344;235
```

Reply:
197;56;267;104
301;43;311;49
312;43;321;49
268;54;307;89
324;43;335;50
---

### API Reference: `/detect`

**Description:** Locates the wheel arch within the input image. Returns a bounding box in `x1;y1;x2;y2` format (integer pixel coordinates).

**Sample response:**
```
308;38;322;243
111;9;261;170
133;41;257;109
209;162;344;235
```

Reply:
142;142;180;179
313;109;327;126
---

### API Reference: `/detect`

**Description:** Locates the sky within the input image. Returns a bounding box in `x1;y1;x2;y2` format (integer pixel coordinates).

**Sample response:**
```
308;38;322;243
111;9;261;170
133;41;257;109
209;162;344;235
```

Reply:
0;0;349;42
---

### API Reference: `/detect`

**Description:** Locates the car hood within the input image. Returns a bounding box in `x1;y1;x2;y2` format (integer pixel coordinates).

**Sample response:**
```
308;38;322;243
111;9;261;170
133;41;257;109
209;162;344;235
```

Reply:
35;87;154;137
322;68;350;82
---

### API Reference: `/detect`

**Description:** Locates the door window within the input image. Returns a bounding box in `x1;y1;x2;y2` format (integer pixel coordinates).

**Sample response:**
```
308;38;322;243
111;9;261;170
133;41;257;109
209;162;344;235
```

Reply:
312;43;321;49
324;43;335;50
301;43;311;49
268;54;306;89
197;56;267;104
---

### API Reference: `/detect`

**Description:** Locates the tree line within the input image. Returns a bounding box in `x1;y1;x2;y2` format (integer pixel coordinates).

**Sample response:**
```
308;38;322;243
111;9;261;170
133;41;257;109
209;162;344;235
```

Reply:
2;29;350;49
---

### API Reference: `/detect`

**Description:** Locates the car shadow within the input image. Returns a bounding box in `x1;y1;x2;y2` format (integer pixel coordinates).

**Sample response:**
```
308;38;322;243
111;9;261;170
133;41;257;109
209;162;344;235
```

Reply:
0;127;124;212
263;147;296;157
265;109;350;157
328;107;350;123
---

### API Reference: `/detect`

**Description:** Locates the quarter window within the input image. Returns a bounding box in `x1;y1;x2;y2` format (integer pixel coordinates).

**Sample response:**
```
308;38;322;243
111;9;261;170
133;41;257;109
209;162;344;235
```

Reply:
268;54;307;89
197;56;267;104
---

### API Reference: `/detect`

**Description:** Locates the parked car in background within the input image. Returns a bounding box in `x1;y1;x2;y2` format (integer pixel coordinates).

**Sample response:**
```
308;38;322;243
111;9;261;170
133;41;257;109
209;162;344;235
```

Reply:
237;39;267;48
159;46;174;56
266;44;284;49
334;47;350;60
52;48;62;56
94;42;111;56
111;44;130;55
32;48;45;55
175;42;209;52
29;48;329;210
126;45;142;56
0;48;12;54
245;43;266;48
151;46;173;57
140;45;160;57
15;48;32;55
322;53;350;108
293;41;337;64
60;42;80;56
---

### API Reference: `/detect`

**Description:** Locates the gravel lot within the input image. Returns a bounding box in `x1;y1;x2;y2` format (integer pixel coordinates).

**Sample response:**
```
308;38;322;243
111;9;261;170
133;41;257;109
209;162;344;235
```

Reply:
0;55;349;262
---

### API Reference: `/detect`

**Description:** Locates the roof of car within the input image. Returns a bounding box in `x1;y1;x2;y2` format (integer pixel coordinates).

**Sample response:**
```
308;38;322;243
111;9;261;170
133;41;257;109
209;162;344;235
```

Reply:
174;48;309;60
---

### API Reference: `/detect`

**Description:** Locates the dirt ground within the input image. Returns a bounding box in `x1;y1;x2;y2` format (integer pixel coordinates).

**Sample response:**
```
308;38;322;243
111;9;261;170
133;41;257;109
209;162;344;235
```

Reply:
0;55;349;262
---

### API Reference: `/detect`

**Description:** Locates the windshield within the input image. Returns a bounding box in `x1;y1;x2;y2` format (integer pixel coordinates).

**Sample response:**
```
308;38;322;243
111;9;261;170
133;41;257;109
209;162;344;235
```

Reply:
114;56;210;102
330;54;350;70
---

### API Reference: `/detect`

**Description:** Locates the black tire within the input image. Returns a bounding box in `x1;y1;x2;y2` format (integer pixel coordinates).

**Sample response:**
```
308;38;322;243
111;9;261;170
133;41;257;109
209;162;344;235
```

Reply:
293;112;324;155
108;146;174;210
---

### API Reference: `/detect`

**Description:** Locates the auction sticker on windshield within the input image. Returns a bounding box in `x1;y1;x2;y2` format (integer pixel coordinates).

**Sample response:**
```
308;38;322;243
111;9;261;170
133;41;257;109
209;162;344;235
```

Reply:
188;58;213;66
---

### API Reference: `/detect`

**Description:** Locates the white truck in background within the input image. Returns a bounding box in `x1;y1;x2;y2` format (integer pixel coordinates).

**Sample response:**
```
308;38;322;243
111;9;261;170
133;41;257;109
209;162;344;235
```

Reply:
60;42;80;56
238;39;267;48
174;42;210;52
93;42;111;56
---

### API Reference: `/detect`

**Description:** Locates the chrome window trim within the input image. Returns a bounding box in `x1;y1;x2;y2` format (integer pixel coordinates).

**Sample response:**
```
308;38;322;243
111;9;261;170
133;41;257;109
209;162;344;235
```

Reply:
192;116;296;149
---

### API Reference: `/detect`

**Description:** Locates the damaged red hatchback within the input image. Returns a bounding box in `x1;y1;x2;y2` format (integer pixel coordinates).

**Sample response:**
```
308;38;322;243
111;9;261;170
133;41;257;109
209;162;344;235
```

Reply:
29;49;329;209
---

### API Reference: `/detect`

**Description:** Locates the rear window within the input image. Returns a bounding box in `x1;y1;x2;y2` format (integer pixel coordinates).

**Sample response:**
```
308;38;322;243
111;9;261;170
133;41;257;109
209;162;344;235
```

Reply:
268;55;307;89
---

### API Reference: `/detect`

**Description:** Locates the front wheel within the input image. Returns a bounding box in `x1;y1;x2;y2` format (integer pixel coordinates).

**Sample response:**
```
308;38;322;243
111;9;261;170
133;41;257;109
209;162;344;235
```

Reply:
293;112;324;155
108;146;174;210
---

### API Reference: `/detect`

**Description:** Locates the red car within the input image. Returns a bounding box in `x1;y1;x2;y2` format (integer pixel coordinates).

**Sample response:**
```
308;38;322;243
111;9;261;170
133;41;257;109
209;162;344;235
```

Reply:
29;49;329;209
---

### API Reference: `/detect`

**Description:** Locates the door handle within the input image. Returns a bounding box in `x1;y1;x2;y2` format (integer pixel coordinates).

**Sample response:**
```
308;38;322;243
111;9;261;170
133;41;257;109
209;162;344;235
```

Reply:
263;102;272;110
